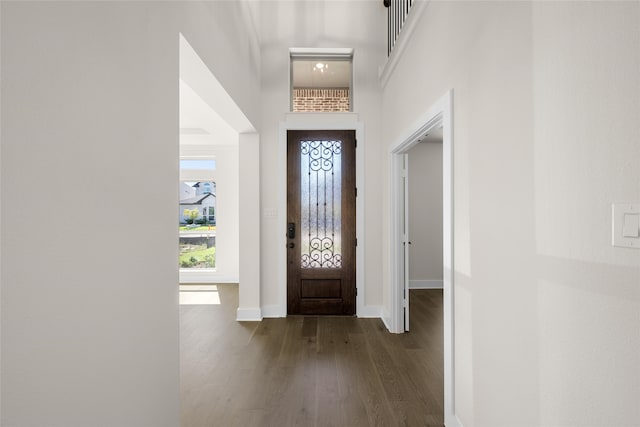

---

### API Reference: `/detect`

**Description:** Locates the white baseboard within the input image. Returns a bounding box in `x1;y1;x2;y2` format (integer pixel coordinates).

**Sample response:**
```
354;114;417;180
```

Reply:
236;307;262;321
261;304;285;318
357;305;383;318
445;414;464;427
409;279;443;289
381;314;393;332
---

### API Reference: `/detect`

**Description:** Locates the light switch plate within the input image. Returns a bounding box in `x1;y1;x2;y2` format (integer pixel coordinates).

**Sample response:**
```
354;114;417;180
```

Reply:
622;214;640;237
612;203;640;249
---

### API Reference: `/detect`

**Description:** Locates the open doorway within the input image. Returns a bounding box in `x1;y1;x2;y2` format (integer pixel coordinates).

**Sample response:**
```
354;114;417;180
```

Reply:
178;30;261;426
406;129;443;329
389;90;455;426
178;33;260;318
179;78;239;285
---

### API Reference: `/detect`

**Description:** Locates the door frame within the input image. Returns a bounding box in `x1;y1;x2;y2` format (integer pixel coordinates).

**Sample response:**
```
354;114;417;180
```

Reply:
402;152;410;331
389;90;456;426
277;113;367;317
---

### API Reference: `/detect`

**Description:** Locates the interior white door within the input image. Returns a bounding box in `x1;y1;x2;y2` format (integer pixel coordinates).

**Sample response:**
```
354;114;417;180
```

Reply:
403;153;410;331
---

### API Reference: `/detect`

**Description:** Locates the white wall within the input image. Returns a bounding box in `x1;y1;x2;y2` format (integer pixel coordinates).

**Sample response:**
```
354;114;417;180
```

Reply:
237;132;262;319
0;1;259;425
408;141;443;287
257;0;387;314
208;145;239;282
382;1;640;426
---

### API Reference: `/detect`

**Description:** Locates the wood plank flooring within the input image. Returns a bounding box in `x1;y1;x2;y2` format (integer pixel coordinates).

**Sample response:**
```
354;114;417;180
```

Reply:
180;285;443;427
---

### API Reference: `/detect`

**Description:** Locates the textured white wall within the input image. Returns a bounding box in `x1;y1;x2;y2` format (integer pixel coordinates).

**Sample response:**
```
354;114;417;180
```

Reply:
408;141;443;283
211;146;240;282
382;1;640;425
257;1;387;312
0;1;259;425
238;132;262;317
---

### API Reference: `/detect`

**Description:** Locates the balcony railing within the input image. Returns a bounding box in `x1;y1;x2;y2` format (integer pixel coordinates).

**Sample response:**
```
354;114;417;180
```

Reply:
385;0;414;56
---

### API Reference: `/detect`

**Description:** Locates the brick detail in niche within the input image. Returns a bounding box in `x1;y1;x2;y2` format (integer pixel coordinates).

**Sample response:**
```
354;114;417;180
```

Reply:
293;88;350;112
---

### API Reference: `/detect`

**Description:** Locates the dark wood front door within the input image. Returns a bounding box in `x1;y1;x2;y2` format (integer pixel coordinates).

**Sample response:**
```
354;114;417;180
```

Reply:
287;130;356;315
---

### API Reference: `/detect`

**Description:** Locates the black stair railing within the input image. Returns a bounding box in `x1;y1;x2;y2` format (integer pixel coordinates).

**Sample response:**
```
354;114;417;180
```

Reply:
384;0;414;56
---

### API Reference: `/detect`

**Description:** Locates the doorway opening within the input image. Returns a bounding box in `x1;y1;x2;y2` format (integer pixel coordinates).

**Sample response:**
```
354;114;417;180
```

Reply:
389;90;455;426
178;33;260;318
405;130;443;329
178;78;238;285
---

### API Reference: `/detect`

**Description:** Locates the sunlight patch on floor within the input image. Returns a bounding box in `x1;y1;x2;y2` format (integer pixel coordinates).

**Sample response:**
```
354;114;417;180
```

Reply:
179;284;220;305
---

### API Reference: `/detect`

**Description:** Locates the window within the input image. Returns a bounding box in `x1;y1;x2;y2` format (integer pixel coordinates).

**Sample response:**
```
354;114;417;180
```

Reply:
204;206;215;223
290;49;353;112
179;170;216;269
180;159;217;170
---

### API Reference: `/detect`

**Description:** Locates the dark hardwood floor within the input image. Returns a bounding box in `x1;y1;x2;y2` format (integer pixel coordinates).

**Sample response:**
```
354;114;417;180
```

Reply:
180;285;443;427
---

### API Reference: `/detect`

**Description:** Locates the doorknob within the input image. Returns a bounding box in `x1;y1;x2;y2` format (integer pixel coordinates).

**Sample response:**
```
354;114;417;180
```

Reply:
288;242;295;249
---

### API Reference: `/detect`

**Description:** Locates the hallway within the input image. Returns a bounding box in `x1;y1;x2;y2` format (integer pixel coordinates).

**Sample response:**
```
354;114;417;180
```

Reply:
180;285;444;426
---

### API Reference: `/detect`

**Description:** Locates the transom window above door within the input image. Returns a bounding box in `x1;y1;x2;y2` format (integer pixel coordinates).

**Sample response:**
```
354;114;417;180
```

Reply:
290;48;353;113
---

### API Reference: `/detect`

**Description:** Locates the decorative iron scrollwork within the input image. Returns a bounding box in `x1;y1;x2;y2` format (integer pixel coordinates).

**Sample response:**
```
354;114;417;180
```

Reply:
300;140;342;269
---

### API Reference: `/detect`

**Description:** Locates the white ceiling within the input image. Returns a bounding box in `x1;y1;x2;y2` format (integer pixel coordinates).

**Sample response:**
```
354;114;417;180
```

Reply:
421;127;443;143
179;34;254;135
179;79;237;148
292;59;351;88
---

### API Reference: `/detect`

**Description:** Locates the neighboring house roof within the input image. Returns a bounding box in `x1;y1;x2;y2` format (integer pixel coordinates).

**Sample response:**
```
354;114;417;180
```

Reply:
179;192;215;205
192;181;215;187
